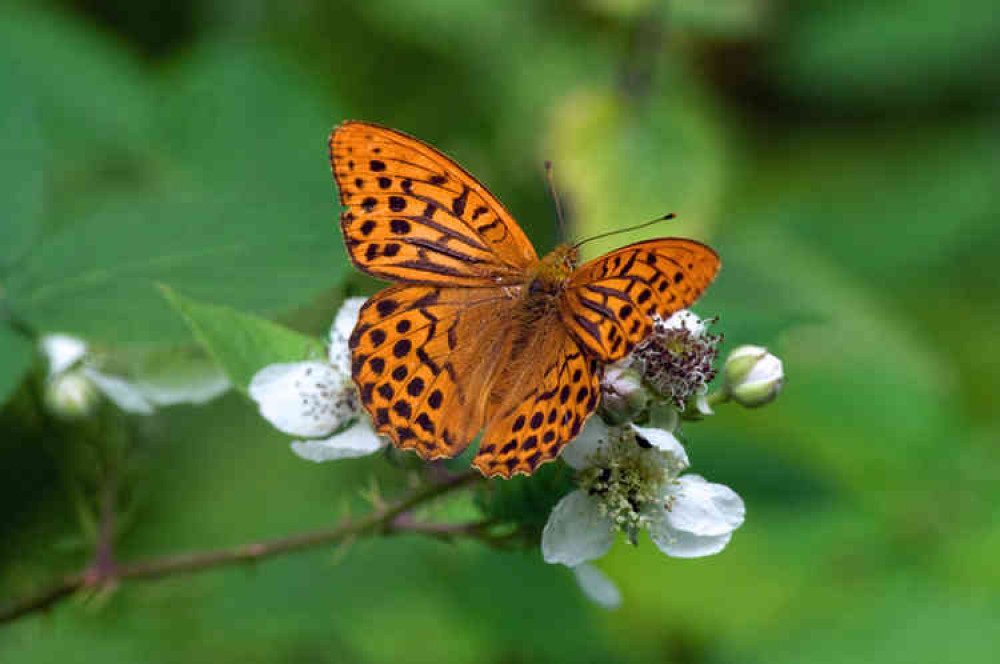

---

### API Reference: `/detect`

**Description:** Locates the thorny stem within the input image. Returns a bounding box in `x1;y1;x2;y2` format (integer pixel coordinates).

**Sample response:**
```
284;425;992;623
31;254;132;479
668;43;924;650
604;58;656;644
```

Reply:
0;471;484;625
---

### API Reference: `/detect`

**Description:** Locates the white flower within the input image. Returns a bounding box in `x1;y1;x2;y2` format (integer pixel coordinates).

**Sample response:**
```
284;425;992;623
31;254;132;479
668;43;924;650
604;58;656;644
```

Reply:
39;334;229;416
722;345;784;408
249;298;385;462
542;417;744;567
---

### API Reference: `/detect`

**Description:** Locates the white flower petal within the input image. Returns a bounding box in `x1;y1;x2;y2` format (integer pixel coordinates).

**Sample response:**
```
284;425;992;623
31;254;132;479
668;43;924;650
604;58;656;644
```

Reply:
559;416;609;470
134;373;231;406
249;362;351;437
666;475;745;536
41;334;88;376
572;564;622;610
131;360;231;406
329;297;366;373
629;423;689;469
662;310;705;336
333;297;367;343
694;393;714;415
82;368;154;414
744;351;782;384
649;522;733;558
290;418;384;462
542;490;615;567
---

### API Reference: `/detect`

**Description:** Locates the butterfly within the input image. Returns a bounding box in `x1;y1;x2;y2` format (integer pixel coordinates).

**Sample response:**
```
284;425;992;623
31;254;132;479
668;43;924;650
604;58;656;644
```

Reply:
329;121;719;479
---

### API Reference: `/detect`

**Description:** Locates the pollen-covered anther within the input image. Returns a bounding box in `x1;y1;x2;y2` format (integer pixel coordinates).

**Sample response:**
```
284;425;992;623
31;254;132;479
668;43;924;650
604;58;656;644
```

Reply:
576;428;668;535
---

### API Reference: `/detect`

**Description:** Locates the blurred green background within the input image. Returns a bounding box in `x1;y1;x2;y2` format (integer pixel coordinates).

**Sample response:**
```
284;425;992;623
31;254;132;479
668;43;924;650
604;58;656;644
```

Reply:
2;0;998;662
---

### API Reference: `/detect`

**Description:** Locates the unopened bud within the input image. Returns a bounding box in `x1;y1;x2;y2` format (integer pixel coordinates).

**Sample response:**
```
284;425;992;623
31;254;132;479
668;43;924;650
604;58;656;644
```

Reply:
600;362;648;423
723;345;783;408
45;371;99;418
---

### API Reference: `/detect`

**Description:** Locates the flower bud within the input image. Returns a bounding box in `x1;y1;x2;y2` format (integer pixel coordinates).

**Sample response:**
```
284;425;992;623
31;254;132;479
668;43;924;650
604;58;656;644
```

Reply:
45;371;99;418
722;345;783;408
599;361;649;424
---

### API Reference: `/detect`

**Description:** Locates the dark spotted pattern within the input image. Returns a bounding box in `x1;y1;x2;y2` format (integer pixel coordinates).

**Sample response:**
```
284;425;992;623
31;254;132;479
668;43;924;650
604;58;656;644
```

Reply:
559;239;719;361
330;121;537;288
472;331;600;478
330;122;719;479
348;284;513;461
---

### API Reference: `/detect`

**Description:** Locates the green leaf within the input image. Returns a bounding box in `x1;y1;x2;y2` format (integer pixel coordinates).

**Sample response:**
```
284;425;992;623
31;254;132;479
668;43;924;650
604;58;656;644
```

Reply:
0;5;153;156
155;43;345;257
6;191;344;344
475;460;576;532
5;44;349;345
0;325;33;406
159;285;323;395
0;64;45;273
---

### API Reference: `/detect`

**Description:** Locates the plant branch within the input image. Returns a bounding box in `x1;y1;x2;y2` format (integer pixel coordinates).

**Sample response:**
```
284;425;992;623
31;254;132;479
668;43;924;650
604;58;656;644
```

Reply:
91;464;117;582
0;471;482;625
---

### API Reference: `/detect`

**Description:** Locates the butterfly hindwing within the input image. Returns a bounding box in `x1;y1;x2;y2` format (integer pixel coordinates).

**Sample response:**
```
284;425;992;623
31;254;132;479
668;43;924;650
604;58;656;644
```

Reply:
350;283;518;460
559;239;720;361
473;327;600;479
330;122;538;286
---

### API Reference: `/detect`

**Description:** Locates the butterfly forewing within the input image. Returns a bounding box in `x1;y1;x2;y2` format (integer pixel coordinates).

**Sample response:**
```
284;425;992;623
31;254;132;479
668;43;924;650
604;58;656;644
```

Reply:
330;122;537;286
560;239;720;361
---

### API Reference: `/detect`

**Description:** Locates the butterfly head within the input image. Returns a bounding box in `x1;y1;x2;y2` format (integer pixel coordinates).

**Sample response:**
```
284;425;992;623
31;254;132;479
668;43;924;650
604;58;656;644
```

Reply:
544;244;580;276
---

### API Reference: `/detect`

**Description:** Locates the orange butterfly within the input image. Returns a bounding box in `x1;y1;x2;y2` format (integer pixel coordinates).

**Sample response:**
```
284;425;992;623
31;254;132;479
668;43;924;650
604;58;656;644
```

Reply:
329;121;719;478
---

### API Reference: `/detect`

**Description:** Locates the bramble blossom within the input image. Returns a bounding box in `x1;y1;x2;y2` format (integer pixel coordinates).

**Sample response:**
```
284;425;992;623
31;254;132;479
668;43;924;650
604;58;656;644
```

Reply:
40;334;229;417
543;416;744;567
249;298;385;461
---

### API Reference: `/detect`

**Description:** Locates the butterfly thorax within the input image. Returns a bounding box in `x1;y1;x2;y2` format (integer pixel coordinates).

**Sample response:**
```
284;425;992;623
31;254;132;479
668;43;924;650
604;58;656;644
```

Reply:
527;244;578;294
518;244;579;320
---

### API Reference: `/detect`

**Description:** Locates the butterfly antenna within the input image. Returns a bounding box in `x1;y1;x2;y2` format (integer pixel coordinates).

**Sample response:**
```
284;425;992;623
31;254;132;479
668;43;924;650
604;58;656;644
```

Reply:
544;160;569;243
573;213;676;249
